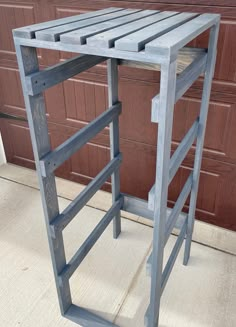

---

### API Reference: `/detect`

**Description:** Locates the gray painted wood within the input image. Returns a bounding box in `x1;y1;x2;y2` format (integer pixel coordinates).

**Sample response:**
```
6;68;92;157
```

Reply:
146;214;187;278
60;200;121;281
146;218;187;319
161;219;187;292
122;194;154;220
169;118;199;183
115;12;197;52
107;59;122;239
13;36;203;66
122;194;187;226
13;7;123;39
60;10;157;45
148;59;177;327
148;118;198;211
165;172;193;244
14;9;220;327
50;154;122;235
26;54;106;96
119;47;206;73
35;9;138;42
40;102;121;177
87;11;176;48
151;53;207;122
14;44;72;314
146;13;220;55
184;22;220;266
65;304;118;327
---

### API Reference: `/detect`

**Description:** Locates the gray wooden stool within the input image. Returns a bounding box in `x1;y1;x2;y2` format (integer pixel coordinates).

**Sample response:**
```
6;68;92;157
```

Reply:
13;8;220;327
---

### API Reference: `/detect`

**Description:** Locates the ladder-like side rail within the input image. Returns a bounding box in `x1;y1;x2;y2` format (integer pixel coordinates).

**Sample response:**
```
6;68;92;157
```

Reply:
50;153;122;235
145;218;187;320
121;193;186;228
40;102;121;177
151;53;207;123
59;199;122;282
169;118;199;183
25;54;107;96
146;172;192;276
161;218;187;292
148;117;199;211
165;172;193;243
65;304;118;327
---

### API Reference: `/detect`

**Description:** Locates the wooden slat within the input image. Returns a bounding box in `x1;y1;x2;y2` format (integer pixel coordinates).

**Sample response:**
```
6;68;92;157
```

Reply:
59;200;121;281
40;102;121;177
148;119;198;211
13;7;123;39
165;172;192;243
60;10;158;45
118;47;206;73
107;58;121;238
146;218;187;283
115;12;197;52
169;118;199;183
25;54;106;96
65;304;118;327
122;194;187;226
161;219;187;292
151;53;207;122
145;13;220;55
50;154;122;235
35;9;138;42
122;194;154;220
87;11;177;48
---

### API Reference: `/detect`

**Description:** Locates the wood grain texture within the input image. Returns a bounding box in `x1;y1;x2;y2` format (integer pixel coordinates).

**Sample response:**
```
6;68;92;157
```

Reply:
0;1;235;233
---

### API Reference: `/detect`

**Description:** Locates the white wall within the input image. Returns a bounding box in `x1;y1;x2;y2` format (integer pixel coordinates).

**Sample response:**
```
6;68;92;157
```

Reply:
0;133;6;165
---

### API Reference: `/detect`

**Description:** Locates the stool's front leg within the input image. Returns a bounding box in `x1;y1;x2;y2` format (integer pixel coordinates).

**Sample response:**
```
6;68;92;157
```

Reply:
14;44;72;314
148;58;177;327
183;22;220;265
107;58;121;239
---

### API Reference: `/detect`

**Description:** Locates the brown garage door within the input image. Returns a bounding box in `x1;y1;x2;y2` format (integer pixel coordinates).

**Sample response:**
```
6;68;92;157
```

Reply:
0;0;235;231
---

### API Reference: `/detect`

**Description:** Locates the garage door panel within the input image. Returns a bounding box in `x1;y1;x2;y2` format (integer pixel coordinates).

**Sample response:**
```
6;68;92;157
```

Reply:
0;67;25;110
0;3;35;61
0;0;236;231
0;119;34;169
173;97;234;162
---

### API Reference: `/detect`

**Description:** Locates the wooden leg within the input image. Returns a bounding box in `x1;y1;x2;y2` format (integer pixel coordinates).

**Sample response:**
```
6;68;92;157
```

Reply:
14;44;72;314
147;58;177;327
107;58;121;239
183;22;220;266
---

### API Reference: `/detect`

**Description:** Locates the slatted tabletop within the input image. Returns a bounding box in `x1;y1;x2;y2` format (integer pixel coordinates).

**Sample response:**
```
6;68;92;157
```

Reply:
13;7;220;63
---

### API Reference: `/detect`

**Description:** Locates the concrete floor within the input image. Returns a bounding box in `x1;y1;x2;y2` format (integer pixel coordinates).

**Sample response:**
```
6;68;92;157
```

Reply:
0;164;236;327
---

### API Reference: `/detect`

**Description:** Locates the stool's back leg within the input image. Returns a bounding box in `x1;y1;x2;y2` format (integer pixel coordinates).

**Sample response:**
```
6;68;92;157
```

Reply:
107;58;121;238
183;22;220;266
14;44;72;314
148;58;177;327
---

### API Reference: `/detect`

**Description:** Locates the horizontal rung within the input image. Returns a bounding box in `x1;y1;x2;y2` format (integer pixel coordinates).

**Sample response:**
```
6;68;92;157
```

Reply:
122;193;187;225
25;54;106;96
50;154;122;235
59;199;122;281
161;218;187;293
151;53;207;123
148;117;198;211
65;304;118;327
40;102;121;177
146;217;187;280
118;47;207;74
169;117;199;183
165;172;192;244
121;194;153;220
